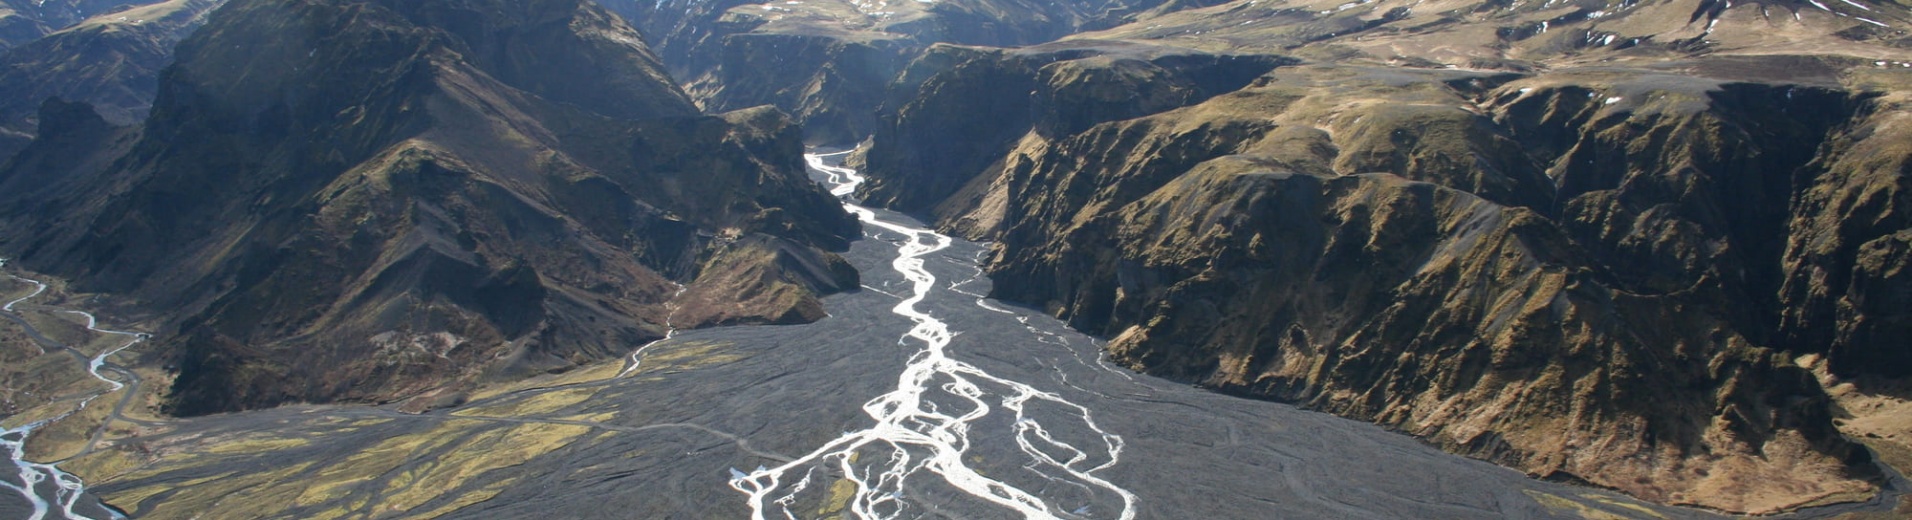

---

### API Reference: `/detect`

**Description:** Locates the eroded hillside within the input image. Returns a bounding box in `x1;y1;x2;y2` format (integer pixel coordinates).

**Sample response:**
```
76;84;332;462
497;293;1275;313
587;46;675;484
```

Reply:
846;3;1912;511
0;0;859;415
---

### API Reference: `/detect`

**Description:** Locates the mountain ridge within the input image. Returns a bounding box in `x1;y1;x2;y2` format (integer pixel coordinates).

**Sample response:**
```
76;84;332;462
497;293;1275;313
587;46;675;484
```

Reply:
842;11;1912;511
0;0;1906;516
0;0;859;415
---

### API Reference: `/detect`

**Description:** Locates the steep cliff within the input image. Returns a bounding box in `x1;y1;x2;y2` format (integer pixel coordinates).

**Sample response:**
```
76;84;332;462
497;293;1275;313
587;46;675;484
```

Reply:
0;0;857;415
0;0;220;159
1780;80;1912;381
854;42;1292;212
858;46;1912;512
598;0;1194;142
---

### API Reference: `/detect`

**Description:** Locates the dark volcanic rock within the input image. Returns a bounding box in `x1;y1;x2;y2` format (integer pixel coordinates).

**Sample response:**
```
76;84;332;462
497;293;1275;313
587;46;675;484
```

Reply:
690;32;912;145
853;42;1290;213
597;0;1196;142
0;0;856;415
859;60;1905;513
1780;89;1912;379
0;0;221;160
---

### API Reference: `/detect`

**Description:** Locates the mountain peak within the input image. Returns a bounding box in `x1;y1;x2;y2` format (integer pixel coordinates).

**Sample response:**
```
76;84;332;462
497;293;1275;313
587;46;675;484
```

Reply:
0;0;857;414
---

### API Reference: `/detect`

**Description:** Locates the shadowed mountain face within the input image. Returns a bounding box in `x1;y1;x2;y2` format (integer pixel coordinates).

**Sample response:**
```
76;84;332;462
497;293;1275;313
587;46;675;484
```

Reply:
0;0;221;159
856;43;1295;211
596;0;1202;142
845;2;1912;512
0;0;1907;517
0;0;857;415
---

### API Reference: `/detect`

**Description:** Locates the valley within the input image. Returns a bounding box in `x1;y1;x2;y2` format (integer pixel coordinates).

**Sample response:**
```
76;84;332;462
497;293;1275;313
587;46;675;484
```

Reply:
0;0;1908;517
5;153;1822;519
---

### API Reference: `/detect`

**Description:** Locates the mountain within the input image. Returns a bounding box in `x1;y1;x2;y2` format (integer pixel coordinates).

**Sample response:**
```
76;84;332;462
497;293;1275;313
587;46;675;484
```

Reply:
0;0;858;415
0;0;1907;516
0;0;165;49
0;0;221;161
843;0;1912;514
1067;0;1912;62
598;0;1199;142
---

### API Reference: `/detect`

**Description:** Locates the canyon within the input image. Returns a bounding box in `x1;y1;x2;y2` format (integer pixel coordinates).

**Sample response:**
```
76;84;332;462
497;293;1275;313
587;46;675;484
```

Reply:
0;0;1909;517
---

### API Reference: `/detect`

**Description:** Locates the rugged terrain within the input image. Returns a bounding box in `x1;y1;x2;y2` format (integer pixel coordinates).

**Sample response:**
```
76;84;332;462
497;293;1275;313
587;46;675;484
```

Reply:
0;0;1906;516
0;0;219;159
0;0;858;415
598;0;1202;142
19;161;1731;519
843;0;1912;514
0;0;164;49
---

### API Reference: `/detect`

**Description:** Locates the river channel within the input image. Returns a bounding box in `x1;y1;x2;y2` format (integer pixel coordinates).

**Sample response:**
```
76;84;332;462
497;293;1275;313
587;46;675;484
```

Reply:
4;151;1855;518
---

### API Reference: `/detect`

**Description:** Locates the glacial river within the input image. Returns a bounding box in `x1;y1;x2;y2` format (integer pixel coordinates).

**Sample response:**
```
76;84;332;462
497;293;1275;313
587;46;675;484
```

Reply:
727;152;1137;519
10;151;1889;518
1;261;134;520
675;152;1715;519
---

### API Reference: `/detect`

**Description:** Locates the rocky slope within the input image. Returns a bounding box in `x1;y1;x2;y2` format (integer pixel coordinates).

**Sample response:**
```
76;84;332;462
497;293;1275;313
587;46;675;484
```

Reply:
0;0;857;415
1780;77;1912;382
848;0;1912;512
854;42;1293;212
598;0;1198;142
1067;0;1912;63
0;0;221;161
0;0;163;49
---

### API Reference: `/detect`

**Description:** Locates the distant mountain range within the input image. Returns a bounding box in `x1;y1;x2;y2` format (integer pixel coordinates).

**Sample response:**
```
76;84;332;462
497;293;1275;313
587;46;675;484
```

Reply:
0;0;858;415
0;0;1906;515
630;0;1910;513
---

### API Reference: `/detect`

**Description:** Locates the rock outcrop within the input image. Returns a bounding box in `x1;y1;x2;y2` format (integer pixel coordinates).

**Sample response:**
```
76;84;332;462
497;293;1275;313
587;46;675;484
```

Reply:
599;0;1194;142
0;0;220;159
853;42;1291;213
0;0;857;415
1780;84;1912;381
857;45;1911;512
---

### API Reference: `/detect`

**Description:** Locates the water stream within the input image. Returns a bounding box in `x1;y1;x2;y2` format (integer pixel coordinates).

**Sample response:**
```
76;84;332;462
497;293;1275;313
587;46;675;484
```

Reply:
0;260;133;520
5;152;1872;519
728;152;1138;519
